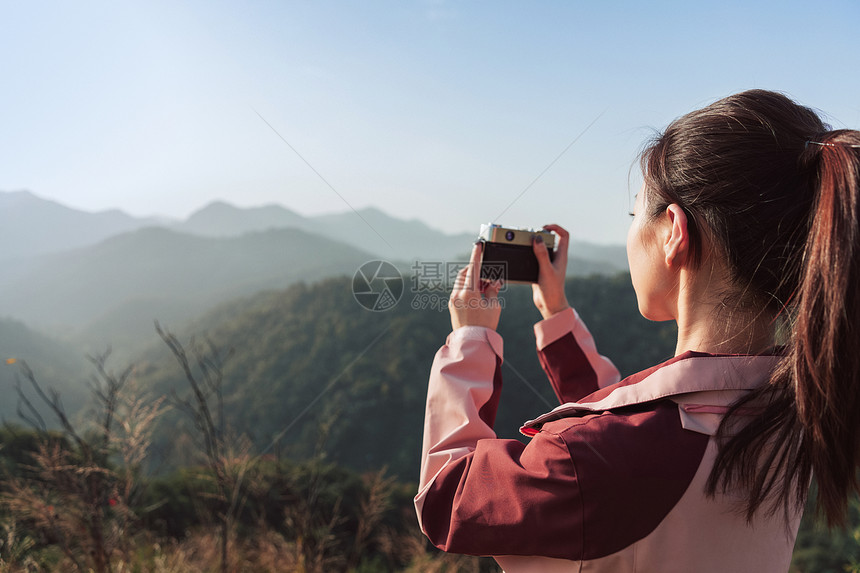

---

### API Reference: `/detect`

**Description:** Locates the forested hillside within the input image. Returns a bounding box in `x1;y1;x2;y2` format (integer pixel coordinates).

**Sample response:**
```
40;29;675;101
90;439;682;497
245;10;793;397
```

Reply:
135;273;676;478
0;273;856;571
134;273;860;572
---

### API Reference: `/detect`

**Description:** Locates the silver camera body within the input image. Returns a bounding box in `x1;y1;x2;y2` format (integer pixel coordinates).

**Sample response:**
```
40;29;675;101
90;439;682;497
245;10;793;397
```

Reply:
478;224;556;283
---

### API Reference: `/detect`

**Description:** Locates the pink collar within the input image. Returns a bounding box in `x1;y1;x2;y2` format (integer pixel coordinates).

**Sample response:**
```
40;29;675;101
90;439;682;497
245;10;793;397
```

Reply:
521;352;781;436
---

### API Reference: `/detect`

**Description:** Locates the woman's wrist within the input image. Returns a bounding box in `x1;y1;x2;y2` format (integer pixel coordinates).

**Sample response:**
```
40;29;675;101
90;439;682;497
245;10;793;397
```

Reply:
539;302;570;320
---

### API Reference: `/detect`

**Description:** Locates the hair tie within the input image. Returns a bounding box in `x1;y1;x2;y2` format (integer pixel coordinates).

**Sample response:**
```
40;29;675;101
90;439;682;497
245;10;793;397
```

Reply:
806;140;860;149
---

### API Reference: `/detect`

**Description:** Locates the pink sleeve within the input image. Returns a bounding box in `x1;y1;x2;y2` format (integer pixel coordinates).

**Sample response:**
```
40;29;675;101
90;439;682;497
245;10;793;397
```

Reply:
414;326;707;560
414;326;582;557
416;326;504;502
417;430;582;558
534;307;620;403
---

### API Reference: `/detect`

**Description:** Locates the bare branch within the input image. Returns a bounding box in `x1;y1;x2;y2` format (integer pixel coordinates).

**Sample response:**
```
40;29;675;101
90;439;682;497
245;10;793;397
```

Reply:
155;320;244;573
156;322;221;469
15;377;47;433
14;361;87;453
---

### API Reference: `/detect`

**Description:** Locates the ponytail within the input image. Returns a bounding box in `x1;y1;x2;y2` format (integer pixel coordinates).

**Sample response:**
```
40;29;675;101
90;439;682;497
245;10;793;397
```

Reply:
707;129;860;526
790;130;860;524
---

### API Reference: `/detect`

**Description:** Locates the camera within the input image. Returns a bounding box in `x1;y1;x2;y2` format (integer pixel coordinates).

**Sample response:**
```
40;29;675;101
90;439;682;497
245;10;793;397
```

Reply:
478;224;555;283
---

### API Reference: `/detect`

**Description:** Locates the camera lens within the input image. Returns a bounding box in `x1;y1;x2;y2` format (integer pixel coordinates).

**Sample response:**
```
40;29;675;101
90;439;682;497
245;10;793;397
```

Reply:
505;231;515;241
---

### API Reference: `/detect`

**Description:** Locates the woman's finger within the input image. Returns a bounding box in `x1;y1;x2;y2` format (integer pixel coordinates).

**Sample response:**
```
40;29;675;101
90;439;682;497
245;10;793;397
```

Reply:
483;279;502;300
542;223;568;238
542;224;569;270
533;234;553;276
463;241;483;292
451;265;469;293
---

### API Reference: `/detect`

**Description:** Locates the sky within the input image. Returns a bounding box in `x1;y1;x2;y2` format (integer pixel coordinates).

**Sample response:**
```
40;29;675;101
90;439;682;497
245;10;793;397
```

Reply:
2;1;859;245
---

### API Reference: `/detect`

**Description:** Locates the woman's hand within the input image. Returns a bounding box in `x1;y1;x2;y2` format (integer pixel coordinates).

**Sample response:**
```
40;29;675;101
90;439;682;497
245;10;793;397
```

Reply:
532;224;571;320
449;242;503;331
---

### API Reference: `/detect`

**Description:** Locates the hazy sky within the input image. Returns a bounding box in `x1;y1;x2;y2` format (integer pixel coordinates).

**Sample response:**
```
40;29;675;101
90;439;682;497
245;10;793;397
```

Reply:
2;1;859;244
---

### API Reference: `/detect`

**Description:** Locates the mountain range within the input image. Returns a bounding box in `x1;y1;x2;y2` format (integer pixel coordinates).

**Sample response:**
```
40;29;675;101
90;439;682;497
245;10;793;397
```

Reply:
0;189;628;355
0;190;164;262
0;190;476;263
0;189;633;456
1;189;628;264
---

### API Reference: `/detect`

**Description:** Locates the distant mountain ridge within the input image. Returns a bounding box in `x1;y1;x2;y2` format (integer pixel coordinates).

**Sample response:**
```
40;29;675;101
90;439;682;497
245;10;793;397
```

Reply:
0;190;164;261
174;200;476;262
175;201;306;237
0;190;628;268
0;224;372;333
0;189;628;354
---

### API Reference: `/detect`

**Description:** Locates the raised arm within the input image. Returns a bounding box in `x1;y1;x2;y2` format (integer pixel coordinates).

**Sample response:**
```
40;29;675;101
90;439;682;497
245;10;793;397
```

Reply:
415;241;583;556
531;225;620;403
416;326;503;496
414;326;583;558
414;327;701;560
535;307;620;403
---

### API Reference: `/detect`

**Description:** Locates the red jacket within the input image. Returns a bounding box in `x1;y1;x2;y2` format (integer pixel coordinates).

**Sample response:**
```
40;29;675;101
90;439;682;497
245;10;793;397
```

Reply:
415;308;800;572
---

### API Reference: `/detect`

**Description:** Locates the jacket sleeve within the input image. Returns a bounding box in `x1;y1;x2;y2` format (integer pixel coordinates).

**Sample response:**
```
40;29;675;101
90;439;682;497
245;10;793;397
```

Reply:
534;307;620;404
414;326;584;559
413;325;706;560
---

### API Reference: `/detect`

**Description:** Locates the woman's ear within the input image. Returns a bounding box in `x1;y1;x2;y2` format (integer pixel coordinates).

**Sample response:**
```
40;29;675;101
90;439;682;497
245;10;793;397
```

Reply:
663;204;689;267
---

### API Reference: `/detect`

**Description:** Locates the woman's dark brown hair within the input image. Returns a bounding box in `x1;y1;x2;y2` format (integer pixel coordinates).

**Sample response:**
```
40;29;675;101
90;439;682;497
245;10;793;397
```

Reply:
639;89;860;525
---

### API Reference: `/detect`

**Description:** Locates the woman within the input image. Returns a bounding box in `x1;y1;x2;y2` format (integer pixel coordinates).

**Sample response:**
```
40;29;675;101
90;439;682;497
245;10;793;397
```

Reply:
414;90;860;572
